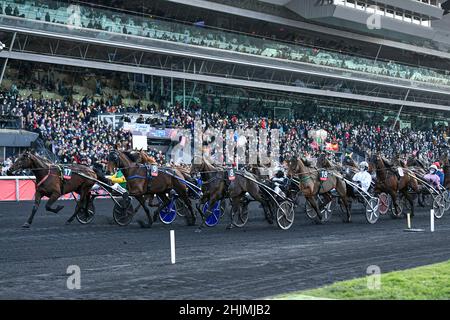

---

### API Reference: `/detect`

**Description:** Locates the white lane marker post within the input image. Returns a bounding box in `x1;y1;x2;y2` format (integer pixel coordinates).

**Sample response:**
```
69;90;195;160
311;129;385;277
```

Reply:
403;212;424;233
430;209;435;232
170;230;176;264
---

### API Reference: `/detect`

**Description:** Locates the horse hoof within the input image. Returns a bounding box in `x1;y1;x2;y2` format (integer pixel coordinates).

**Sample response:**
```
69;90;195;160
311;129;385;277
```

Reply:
226;224;233;230
137;220;152;228
22;222;31;228
187;220;196;226
65;220;72;225
194;228;202;233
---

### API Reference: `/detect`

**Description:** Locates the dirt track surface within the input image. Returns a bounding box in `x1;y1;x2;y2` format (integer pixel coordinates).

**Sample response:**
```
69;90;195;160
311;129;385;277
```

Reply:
0;199;449;299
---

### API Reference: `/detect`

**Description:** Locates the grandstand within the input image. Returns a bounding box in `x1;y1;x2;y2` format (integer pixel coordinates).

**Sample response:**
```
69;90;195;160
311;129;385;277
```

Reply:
0;0;450;165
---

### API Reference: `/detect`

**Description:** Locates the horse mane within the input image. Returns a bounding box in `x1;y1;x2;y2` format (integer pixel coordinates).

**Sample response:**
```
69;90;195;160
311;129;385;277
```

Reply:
301;157;313;168
30;152;53;167
122;151;139;162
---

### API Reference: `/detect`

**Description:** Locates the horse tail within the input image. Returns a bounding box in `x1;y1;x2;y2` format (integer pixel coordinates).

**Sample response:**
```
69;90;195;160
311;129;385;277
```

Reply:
92;163;111;186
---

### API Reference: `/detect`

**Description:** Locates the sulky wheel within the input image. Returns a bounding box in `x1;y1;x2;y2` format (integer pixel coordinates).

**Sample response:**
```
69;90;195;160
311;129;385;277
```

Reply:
113;199;135;226
231;203;249;228
390;196;403;219
320;200;333;222
305;200;317;220
159;200;178;225
276;201;295;230
175;198;187;217
441;190;450;212
204;201;222;227
377;193;390;215
365;198;380;224
433;195;445;219
75;199;95;224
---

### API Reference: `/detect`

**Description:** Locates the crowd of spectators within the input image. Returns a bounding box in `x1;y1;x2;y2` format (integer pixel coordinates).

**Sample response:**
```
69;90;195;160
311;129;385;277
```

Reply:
2;86;449;173
1;0;450;87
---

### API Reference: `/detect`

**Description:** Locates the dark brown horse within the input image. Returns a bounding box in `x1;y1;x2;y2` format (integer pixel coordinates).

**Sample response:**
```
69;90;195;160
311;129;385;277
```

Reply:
7;151;97;228
190;155;230;229
106;150;196;228
368;153;417;217
439;153;450;189
190;156;273;229
287;156;352;222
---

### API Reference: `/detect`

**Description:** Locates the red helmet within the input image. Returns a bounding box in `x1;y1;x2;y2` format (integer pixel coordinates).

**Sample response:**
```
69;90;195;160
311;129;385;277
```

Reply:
433;162;441;168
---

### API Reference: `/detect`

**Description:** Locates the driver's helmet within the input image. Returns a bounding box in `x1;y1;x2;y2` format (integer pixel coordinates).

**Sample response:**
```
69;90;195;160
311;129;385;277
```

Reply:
359;161;369;171
275;170;284;178
430;164;438;173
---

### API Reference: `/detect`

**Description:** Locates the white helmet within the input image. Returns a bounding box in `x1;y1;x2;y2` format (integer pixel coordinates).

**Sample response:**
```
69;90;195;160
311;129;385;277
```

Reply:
430;164;438;171
359;161;369;170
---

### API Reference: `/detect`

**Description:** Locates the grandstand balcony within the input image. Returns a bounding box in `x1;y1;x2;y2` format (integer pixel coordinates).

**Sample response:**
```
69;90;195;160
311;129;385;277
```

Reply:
0;0;449;111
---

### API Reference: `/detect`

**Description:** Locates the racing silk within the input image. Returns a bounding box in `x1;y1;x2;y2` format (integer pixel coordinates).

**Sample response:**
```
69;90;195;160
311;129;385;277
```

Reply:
352;171;372;192
436;170;444;186
111;170;127;189
424;173;440;188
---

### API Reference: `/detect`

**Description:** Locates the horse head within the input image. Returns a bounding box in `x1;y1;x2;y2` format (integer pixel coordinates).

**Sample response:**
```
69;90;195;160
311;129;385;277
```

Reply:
286;156;300;177
106;150;121;174
8;150;36;175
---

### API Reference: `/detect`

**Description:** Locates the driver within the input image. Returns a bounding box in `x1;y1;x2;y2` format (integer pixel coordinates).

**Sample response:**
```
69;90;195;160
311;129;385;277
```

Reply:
111;168;127;194
352;161;372;192
424;164;441;189
271;168;288;197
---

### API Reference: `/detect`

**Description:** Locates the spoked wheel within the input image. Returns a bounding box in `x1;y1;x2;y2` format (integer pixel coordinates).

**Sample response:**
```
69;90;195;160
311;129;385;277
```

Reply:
204;201;222;227
320;201;333;222
377;193;390;215
276;201;295;230
433;195;445;219
441;190;450;212
159;199;177;225
365;198;380;224
113;199;135;226
390;197;404;219
231;203;249;228
305;200;317;220
305;198;332;222
76;199;95;224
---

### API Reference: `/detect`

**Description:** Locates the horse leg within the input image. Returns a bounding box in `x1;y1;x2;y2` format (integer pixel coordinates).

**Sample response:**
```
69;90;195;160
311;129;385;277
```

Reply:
336;182;351;223
177;190;196;226
66;188;89;224
251;192;273;225
306;196;323;222
227;196;242;230
390;191;400;217
404;189;414;218
136;195;153;228
45;193;64;213
22;191;42;228
151;193;168;223
196;193;220;232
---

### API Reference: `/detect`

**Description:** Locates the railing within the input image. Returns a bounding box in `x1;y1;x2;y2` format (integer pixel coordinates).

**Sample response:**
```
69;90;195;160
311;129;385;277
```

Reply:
1;0;449;89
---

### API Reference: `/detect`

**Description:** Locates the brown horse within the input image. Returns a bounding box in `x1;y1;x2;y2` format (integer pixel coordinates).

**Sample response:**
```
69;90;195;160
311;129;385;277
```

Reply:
7;151;97;228
439;154;450;189
287;156;352;222
106;150;196;228
368;153;417;217
190;156;230;228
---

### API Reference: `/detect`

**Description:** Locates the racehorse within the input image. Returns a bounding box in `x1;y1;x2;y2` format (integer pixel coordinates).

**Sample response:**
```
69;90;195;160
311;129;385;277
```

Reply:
287;156;352;223
7;150;97;228
368;153;417;217
439;153;450;189
106;150;196;228
190;155;273;229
